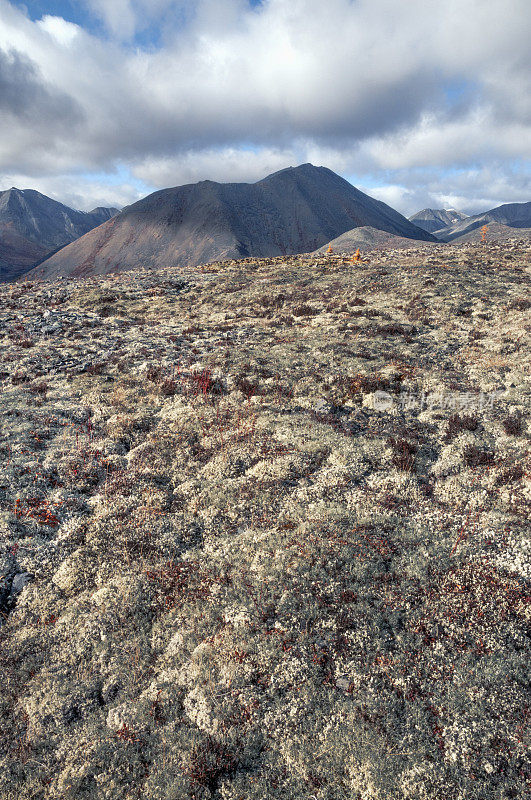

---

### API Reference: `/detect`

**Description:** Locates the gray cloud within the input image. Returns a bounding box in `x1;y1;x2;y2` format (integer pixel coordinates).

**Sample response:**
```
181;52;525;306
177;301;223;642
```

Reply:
0;46;83;125
0;0;529;213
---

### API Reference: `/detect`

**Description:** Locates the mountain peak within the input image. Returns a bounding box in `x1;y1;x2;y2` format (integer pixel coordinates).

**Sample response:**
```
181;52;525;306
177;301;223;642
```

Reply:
260;162;324;181
277;162;315;171
28;164;435;281
1;187;23;199
409;207;469;234
0;190;123;283
88;206;120;217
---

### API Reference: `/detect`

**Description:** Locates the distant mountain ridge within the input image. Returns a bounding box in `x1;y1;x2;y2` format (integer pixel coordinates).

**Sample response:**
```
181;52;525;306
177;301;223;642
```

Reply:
443;221;531;244
409;207;469;234
27;164;436;281
0;188;119;282
433;201;531;242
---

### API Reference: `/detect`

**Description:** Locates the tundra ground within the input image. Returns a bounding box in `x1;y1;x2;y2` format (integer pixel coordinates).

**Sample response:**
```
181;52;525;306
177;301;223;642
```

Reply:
0;239;529;799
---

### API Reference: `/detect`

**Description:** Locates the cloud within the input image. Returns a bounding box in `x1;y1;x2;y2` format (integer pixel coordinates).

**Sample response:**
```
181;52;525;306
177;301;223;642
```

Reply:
85;0;137;40
83;0;199;42
0;0;529;212
358;109;531;171
132;145;305;186
359;162;531;217
0;167;146;210
38;14;80;46
0;46;82;125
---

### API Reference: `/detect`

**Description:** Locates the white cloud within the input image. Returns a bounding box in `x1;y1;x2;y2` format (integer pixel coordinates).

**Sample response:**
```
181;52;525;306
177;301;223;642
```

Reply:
359;109;531;170
0;169;145;210
359;185;417;215
37;15;81;46
83;0;199;41
359;163;531;217
0;0;529;211
132;145;306;186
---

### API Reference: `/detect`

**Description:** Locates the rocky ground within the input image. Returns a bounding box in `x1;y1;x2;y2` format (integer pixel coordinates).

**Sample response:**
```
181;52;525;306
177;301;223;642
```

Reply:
0;239;529;800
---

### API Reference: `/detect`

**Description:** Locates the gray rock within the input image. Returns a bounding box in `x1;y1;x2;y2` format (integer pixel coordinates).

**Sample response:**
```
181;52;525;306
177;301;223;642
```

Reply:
336;677;351;691
10;572;33;596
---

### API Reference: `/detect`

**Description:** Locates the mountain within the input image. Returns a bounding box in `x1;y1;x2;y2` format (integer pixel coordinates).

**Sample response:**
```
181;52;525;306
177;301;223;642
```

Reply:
314;225;440;254
447;222;531;244
0;188;119;282
27;164;436;281
434;201;531;242
408;208;469;234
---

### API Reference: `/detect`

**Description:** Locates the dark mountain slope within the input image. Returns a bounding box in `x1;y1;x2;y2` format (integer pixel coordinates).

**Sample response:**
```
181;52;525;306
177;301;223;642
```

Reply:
0;188;118;281
28;164;435;281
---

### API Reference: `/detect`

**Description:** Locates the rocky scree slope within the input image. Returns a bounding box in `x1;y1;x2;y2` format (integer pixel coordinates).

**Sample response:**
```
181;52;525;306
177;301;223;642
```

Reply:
27;164;435;281
0;238;529;800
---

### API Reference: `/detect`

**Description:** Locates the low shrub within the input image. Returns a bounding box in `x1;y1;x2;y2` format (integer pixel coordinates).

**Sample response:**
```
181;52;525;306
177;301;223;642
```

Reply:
85;363;105;375
293;304;318;316
235;376;261;399
333;373;393;398
463;445;495;467
444;414;479;442
158;378;178;397
185;736;240;793
387;437;418;471
29;381;48;395
495;464;524;485
502;413;522;435
11;371;30;385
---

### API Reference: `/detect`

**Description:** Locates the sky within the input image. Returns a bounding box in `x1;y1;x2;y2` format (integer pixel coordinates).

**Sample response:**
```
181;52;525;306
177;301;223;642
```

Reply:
0;0;530;216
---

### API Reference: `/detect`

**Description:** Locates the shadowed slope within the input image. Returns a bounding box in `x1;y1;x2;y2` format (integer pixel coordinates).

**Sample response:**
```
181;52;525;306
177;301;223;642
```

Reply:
0;188;118;282
28;164;435;280
449;221;531;243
